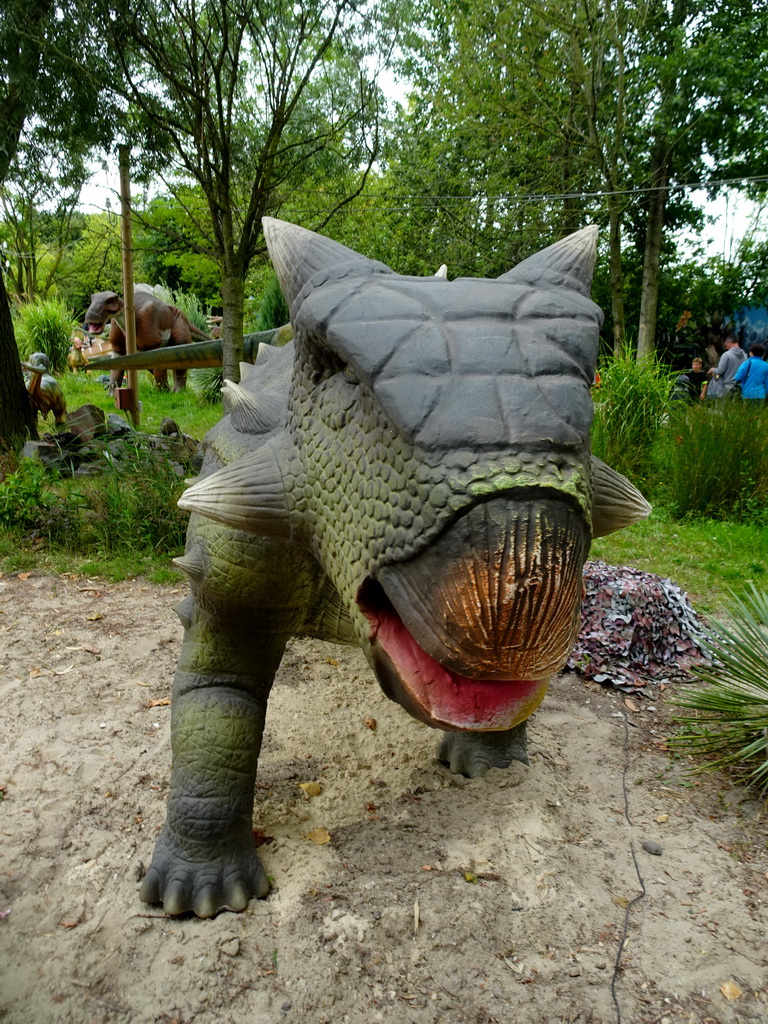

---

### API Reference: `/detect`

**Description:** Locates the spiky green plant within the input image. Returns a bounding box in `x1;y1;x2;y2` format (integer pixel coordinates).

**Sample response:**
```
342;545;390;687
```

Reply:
188;366;224;404
670;585;768;794
14;300;78;372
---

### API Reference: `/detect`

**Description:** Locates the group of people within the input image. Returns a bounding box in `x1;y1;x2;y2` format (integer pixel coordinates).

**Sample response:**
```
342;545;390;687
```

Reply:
675;336;768;402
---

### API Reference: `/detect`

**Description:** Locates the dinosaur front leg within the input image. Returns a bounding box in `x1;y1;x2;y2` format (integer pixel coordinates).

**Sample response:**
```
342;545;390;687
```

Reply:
140;608;286;917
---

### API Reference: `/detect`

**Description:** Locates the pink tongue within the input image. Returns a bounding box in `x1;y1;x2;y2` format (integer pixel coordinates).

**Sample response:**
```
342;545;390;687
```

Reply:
372;607;547;731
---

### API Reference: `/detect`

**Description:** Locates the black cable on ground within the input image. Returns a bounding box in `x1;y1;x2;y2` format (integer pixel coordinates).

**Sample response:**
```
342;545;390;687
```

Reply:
610;716;648;1024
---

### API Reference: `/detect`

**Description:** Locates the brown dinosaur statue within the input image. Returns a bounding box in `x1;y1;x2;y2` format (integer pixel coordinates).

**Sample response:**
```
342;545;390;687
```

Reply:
84;287;211;392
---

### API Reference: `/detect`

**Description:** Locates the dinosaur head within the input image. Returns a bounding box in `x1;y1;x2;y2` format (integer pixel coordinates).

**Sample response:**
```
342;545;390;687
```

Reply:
180;221;647;733
85;291;123;335
270;219;599;730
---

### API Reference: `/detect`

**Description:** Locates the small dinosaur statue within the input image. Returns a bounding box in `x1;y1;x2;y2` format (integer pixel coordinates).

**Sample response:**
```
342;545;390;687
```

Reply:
139;219;650;917
22;352;67;426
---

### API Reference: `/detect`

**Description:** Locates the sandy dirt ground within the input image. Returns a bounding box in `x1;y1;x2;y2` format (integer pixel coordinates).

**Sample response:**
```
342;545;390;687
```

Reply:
1;572;766;1024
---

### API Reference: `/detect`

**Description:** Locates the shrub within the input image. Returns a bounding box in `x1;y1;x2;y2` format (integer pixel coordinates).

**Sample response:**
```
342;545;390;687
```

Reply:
0;447;188;557
591;351;675;487
653;400;768;519
670;585;768;795
0;460;80;542
14;300;77;372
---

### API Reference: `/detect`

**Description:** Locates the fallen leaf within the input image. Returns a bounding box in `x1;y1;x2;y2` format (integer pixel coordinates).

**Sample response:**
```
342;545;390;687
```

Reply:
326;657;339;666
624;697;640;712
364;717;377;730
464;871;478;884
86;613;103;621
306;827;331;845
53;665;74;676
298;782;322;797
421;865;432;871
147;698;171;708
613;895;630;908
252;829;275;847
656;813;669;824
720;981;742;1001
17;572;32;581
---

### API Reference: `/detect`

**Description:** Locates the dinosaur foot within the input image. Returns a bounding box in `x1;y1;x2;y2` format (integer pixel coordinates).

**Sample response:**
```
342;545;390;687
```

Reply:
139;829;270;917
437;720;529;778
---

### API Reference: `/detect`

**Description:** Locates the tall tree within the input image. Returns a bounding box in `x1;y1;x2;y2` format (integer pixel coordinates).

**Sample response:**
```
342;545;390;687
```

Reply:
635;0;768;356
0;0;117;450
1;132;90;301
106;0;387;381
390;0;768;356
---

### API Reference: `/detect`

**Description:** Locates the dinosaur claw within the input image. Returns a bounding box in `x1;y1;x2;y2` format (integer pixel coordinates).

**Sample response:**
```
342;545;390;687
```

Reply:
139;829;270;917
138;867;161;906
163;878;193;916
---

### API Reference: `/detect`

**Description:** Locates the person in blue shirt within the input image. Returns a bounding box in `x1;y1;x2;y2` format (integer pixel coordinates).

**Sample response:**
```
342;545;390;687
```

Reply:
733;343;768;399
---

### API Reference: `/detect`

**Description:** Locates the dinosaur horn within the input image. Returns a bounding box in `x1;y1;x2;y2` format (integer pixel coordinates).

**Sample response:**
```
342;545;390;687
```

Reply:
590;456;652;538
499;225;598;296
262;218;390;310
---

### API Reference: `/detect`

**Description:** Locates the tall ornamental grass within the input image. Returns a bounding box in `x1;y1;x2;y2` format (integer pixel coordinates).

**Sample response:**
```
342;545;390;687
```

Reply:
14;300;77;372
670;585;768;795
653;399;768;520
591;351;675;487
153;284;210;333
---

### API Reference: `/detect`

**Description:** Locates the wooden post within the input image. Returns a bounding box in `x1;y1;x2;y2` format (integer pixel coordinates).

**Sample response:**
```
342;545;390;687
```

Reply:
118;145;140;427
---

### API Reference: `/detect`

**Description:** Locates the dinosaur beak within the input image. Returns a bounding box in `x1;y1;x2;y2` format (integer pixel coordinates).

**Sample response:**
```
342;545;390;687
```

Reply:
357;496;589;731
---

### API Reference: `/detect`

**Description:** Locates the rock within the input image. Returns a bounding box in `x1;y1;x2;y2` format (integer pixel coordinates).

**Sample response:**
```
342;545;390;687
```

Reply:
641;839;662;856
159;417;181;436
67;404;108;443
107;413;134;435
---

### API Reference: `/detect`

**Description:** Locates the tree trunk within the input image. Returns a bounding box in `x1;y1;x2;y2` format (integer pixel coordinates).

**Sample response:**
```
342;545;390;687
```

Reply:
607;203;626;355
220;270;246;384
637;146;669;359
0;270;37;451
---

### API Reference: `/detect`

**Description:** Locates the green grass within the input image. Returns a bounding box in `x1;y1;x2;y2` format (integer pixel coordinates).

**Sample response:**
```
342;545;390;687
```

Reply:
590;506;768;618
60;370;223;438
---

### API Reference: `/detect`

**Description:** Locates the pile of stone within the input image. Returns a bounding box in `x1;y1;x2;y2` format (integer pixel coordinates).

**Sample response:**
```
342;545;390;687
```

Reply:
21;405;204;478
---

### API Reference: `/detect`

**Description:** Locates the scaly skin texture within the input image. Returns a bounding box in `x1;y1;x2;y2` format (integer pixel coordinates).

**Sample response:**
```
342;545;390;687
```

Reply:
140;220;650;917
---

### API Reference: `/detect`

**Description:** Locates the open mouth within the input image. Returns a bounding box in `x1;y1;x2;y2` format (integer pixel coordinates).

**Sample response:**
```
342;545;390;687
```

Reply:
358;578;549;730
357;495;589;731
86;322;104;335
